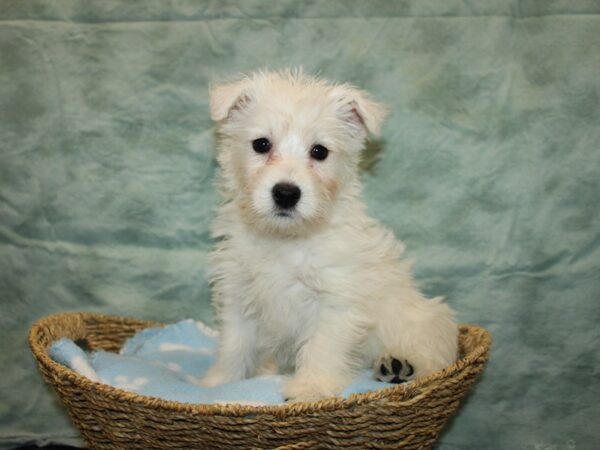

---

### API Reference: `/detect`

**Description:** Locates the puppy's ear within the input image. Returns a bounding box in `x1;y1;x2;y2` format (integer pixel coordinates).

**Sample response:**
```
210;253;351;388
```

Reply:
333;85;388;136
209;78;252;122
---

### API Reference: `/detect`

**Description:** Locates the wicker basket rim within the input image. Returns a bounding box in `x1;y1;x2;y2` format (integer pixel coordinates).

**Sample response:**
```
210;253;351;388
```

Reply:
29;312;492;418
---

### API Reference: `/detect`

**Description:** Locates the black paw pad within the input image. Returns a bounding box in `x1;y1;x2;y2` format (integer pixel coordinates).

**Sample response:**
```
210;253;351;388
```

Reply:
376;356;415;384
380;364;388;376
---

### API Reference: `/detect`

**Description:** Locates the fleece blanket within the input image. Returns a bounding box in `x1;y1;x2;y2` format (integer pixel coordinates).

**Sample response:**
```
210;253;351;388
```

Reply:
49;319;395;405
1;1;599;449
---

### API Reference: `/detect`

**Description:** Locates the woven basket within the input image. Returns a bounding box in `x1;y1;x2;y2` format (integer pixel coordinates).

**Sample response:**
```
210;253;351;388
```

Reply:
29;312;491;449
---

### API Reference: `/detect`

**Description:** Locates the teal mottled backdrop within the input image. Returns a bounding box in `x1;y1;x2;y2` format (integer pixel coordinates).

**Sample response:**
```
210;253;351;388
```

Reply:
1;1;599;449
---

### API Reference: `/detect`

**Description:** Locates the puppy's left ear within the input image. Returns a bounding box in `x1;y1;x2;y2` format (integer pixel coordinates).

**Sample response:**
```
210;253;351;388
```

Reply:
209;77;252;122
333;85;388;136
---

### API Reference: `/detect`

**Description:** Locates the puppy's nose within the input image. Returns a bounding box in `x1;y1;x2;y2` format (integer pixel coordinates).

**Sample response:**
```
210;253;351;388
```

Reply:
272;182;301;209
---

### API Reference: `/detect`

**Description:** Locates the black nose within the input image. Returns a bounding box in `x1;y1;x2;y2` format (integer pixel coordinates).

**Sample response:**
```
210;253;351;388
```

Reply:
272;182;301;209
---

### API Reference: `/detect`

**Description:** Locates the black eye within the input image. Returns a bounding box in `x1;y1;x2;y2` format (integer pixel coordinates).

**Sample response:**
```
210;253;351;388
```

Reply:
310;144;329;161
252;137;272;154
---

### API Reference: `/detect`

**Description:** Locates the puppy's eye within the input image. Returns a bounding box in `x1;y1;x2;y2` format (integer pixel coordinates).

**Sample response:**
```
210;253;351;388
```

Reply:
252;137;272;154
310;144;329;161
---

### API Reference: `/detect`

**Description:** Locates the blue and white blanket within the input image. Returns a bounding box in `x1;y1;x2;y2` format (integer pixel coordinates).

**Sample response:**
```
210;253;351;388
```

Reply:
49;319;395;405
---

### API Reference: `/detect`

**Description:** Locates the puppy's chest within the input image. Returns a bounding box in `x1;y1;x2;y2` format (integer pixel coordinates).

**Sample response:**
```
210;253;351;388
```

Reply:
243;241;325;331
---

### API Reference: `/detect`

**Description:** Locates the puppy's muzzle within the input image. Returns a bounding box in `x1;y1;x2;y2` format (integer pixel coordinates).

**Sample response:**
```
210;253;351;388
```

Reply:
272;182;301;209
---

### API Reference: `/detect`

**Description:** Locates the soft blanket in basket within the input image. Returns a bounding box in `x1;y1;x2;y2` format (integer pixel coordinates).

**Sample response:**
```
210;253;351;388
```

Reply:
49;319;395;405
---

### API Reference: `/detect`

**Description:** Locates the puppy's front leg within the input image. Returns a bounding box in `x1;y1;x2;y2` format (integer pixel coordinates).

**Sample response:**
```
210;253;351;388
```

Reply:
201;305;258;387
282;308;366;402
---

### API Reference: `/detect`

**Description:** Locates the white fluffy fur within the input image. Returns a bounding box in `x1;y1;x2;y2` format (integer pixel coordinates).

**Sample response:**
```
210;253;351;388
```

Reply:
201;69;458;402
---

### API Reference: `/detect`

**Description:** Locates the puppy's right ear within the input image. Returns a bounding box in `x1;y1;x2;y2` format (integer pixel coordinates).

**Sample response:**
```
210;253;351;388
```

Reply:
209;78;252;122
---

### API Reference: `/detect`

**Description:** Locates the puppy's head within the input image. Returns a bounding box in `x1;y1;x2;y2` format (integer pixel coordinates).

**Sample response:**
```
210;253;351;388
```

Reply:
210;69;386;236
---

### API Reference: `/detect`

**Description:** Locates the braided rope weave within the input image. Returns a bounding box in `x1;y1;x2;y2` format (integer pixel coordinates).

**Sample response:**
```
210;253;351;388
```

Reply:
29;313;491;449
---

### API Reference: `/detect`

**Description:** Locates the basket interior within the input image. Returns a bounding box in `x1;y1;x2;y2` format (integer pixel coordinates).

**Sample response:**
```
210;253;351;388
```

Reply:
30;312;491;405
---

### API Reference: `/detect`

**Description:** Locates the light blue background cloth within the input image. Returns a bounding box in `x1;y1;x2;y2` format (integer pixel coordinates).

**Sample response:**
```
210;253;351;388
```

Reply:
1;1;599;449
49;319;393;405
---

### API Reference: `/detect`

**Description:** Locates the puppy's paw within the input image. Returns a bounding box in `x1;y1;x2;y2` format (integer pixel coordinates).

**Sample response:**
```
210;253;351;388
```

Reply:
282;374;344;403
256;358;279;376
375;355;415;384
199;366;230;388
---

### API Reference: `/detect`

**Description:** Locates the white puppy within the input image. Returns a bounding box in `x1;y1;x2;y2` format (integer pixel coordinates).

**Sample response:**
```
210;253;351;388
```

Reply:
201;69;458;402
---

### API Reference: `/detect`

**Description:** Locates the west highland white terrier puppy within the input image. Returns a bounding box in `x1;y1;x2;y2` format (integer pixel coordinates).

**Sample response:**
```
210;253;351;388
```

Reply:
201;69;458;402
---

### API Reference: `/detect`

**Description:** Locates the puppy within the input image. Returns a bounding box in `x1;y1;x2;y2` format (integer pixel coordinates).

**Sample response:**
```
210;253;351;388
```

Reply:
201;69;458;402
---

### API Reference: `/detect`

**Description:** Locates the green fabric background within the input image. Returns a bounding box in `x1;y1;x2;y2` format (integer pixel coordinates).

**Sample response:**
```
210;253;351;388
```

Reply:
1;1;599;448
